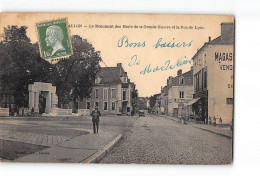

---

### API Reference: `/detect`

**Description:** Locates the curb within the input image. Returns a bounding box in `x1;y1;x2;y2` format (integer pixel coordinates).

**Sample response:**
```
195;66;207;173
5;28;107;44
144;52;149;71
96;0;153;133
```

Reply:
160;115;232;139
191;125;232;139
81;133;122;163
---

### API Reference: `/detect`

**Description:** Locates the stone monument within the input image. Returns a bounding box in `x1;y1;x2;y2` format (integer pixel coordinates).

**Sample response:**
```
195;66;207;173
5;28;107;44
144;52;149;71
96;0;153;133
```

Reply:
28;82;58;114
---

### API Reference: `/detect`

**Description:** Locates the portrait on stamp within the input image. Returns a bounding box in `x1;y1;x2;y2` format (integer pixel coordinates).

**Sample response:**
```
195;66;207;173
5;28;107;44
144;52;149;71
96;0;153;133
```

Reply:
36;18;73;62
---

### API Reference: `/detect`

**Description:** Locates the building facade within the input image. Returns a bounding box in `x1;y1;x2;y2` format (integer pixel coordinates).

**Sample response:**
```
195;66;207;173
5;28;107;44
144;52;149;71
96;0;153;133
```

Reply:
81;63;135;115
191;23;234;125
167;69;193;118
160;86;168;115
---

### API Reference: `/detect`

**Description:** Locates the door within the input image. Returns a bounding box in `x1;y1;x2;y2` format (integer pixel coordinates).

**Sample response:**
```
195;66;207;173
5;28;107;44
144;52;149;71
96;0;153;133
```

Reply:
39;95;46;114
173;108;178;117
122;101;127;114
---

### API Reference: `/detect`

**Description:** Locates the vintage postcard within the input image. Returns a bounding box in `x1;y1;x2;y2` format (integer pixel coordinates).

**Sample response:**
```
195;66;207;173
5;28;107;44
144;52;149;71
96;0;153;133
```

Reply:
0;13;234;164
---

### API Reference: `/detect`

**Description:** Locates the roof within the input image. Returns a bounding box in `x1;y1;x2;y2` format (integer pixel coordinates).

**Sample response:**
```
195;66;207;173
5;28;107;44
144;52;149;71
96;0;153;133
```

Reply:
138;97;147;103
177;69;193;78
192;36;233;60
192;23;234;60
97;67;124;84
168;69;193;87
161;86;168;93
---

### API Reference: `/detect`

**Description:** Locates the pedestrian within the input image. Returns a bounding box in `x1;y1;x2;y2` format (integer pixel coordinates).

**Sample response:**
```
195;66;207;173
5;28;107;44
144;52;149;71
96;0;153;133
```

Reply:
91;107;101;134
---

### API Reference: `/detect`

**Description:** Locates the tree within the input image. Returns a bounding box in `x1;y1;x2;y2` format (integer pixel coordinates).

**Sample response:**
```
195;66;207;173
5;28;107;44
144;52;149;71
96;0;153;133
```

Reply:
0;26;52;108
0;26;101;109
149;94;157;109
52;35;102;108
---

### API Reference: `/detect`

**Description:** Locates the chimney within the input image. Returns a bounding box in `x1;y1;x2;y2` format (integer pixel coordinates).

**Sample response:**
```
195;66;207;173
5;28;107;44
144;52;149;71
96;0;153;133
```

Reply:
117;63;122;75
177;69;182;76
221;23;234;42
208;36;211;42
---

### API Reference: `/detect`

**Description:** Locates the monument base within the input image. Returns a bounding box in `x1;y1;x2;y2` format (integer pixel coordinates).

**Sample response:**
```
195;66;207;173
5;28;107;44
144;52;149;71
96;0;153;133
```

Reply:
0;108;9;117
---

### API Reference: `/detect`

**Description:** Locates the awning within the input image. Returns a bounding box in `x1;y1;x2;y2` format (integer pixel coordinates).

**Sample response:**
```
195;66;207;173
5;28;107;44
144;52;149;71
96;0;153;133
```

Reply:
186;98;200;106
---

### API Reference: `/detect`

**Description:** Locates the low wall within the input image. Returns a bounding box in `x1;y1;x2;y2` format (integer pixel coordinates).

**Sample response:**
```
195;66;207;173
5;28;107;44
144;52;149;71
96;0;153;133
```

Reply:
0;108;9;117
52;108;72;115
77;109;90;116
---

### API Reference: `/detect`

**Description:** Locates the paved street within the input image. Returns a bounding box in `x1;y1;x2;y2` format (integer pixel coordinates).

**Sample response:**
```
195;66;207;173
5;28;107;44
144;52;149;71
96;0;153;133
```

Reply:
0;115;232;164
0;115;136;161
100;115;232;164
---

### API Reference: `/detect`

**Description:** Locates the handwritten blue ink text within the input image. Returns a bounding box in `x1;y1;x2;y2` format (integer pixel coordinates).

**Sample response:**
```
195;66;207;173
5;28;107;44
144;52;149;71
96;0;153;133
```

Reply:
140;57;192;75
128;55;141;66
117;36;146;48
154;38;193;49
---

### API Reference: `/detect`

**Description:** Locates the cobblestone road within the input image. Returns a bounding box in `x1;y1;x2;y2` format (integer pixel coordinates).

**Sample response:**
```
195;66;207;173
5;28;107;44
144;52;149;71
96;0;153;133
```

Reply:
100;115;232;164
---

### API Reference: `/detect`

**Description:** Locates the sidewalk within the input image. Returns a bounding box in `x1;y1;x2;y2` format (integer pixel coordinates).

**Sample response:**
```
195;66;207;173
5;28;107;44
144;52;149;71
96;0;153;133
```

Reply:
13;130;121;163
160;115;232;139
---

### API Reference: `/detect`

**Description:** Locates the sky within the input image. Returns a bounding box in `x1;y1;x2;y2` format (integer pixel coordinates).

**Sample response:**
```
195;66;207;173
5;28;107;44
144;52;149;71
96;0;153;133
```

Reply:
0;13;233;97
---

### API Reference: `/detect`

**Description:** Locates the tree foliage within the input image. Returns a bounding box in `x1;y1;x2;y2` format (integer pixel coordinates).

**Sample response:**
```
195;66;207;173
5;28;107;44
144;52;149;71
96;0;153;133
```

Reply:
0;26;52;107
52;35;101;107
149;94;157;109
0;26;101;108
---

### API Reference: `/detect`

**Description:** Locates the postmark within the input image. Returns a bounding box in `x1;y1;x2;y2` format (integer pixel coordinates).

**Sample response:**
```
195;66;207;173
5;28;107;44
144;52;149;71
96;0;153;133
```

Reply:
36;18;73;63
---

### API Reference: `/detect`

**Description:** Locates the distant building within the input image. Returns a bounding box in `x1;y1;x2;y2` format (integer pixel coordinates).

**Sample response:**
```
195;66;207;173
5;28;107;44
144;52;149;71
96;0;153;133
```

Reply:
130;82;138;114
80;63;136;115
167;68;193;118
190;23;234;125
0;85;15;109
0;79;15;116
137;97;147;110
160;86;168;115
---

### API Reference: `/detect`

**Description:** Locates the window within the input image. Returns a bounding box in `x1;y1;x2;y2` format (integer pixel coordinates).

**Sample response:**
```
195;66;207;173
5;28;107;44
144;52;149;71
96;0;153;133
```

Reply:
123;90;127;100
124;77;127;83
179;77;184;85
195;71;201;92
104;102;108;111
111;102;116;110
95;102;99;108
226;98;233;105
95;89;98;99
179;91;184;98
204;71;207;88
103;88;108;100
86;102;90;109
111;89;116;99
198;71;201;91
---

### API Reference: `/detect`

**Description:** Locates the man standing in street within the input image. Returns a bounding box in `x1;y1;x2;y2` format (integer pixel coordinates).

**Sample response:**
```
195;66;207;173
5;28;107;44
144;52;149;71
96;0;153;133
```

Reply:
91;107;101;134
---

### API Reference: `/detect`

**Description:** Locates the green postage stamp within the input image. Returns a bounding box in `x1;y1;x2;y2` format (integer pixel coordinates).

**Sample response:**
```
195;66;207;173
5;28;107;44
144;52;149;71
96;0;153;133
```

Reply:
36;18;73;63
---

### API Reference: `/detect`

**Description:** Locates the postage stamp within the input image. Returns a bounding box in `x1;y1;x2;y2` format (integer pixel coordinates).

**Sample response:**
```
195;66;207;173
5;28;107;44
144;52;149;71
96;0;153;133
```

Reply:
36;18;73;63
